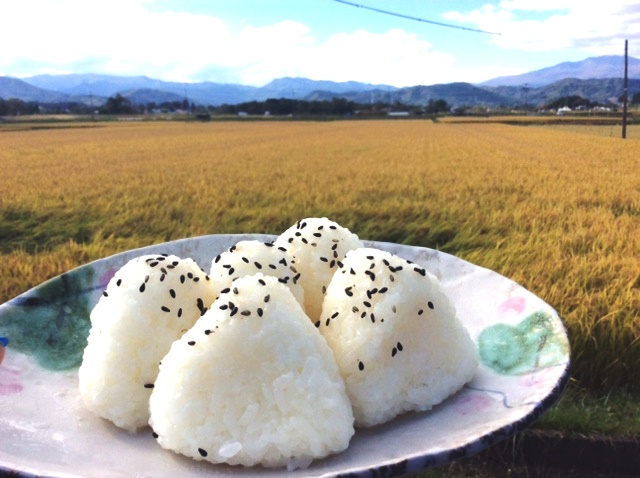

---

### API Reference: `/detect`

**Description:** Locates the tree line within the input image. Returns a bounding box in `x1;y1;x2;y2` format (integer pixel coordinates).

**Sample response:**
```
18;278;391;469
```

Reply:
0;94;452;117
3;92;638;118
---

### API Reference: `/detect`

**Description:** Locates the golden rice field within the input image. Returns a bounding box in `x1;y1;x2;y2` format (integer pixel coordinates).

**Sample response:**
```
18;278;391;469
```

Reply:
1;118;639;392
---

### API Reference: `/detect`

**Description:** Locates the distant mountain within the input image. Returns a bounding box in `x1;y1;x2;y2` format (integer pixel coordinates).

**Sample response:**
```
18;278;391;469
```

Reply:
24;73;259;105
258;77;397;99
2;55;639;109
0;76;70;103
306;82;510;108
481;55;640;87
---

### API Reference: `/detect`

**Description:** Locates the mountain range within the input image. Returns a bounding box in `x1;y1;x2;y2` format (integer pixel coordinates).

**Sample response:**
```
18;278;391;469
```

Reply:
1;55;638;109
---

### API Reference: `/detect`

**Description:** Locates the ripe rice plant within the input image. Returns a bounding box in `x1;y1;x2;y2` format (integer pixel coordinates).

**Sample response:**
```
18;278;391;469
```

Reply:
1;119;639;392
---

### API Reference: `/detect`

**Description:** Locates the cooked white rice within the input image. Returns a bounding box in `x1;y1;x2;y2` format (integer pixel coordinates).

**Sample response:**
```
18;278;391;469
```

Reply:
318;247;478;427
209;240;304;307
274;217;363;323
149;273;354;469
78;254;216;431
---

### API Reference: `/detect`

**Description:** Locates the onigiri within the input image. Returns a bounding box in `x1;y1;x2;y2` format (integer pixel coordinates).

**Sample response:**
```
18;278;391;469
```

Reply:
149;273;354;469
209;240;304;307
78;254;216;431
274;217;363;323
318;247;478;427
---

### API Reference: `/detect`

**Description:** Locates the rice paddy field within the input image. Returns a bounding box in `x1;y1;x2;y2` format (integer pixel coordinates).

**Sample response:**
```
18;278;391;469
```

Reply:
1;118;639;403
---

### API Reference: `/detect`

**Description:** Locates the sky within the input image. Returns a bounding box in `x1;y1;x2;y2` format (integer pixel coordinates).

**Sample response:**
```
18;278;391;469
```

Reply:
1;0;639;87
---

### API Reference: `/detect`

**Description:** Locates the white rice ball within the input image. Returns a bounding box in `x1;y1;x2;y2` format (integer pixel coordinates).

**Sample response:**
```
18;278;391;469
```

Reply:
209;240;304;307
79;254;216;431
149;273;354;469
274;217;363;323
319;248;478;427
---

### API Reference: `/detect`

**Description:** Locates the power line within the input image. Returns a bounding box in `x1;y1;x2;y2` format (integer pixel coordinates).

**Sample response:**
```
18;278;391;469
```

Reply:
332;0;501;36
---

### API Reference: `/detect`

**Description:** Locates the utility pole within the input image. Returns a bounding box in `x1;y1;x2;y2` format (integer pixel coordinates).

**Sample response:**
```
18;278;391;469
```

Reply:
622;39;628;139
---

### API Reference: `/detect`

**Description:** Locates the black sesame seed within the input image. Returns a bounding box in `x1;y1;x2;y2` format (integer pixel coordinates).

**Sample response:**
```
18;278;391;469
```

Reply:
257;308;263;317
418;309;424;315
397;342;404;351
144;383;154;389
258;278;266;286
254;261;263;269
170;289;176;298
220;287;231;294
180;275;186;284
242;256;250;263
116;279;122;286
345;287;353;297
414;267;426;276
314;321;321;328
161;306;170;312
331;311;339;319
264;294;270;303
233;287;239;294
198;448;208;457
152;432;159;438
358;361;365;371
325;318;331;326
428;301;435;309
188;341;196;346
320;257;329;263
139;283;146;293
241;310;251;316
102;291;108;297
177;308;183;318
392;347;397;357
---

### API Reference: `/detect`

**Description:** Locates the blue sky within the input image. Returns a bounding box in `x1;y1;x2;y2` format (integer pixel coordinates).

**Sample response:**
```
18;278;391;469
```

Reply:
1;0;638;86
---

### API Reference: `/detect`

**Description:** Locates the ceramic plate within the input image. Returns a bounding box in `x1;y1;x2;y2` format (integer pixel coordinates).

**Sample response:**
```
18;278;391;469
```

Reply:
0;235;570;478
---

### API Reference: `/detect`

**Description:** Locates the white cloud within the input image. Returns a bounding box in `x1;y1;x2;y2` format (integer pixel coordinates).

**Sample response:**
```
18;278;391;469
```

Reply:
0;0;463;86
444;1;640;55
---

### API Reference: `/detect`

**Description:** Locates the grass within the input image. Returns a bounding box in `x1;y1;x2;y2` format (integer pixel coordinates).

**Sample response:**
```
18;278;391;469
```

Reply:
1;117;640;439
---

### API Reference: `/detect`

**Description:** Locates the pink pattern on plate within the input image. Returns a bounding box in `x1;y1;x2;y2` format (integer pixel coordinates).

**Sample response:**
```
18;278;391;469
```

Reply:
497;297;526;317
99;268;117;289
451;390;496;416
0;364;23;395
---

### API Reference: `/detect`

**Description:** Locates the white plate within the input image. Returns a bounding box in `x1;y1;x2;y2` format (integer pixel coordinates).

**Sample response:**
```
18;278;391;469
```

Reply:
0;235;570;477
